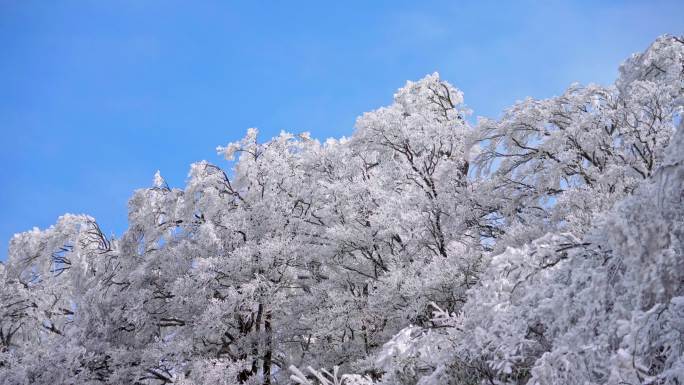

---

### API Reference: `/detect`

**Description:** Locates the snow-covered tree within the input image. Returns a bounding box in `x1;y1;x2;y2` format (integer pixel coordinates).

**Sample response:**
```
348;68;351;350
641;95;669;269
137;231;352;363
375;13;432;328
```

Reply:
476;35;684;249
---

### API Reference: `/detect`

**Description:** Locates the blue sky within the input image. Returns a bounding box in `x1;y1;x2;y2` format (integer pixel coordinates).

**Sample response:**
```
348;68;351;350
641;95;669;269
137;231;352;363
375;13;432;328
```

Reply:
1;0;682;258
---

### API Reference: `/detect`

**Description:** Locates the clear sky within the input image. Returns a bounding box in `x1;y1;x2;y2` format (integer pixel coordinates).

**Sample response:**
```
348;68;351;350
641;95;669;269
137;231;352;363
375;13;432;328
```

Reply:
1;0;683;259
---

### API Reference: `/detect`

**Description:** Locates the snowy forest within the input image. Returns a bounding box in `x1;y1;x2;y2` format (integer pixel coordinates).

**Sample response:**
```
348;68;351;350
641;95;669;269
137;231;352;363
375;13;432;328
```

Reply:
1;34;683;385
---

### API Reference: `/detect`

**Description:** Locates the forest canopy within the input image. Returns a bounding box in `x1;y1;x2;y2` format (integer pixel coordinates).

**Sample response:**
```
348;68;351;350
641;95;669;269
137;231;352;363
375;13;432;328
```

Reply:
1;35;683;385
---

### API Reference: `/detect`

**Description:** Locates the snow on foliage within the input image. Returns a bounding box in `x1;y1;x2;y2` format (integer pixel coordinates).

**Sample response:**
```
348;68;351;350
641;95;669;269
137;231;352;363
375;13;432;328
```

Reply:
1;35;682;385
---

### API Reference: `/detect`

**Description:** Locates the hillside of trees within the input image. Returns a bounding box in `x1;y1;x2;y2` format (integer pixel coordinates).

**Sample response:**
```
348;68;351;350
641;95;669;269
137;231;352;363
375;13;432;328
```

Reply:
1;35;683;385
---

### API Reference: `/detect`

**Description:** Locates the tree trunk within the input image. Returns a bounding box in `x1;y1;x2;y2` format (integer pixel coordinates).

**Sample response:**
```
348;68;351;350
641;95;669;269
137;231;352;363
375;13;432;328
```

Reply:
252;303;263;377
263;308;272;385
